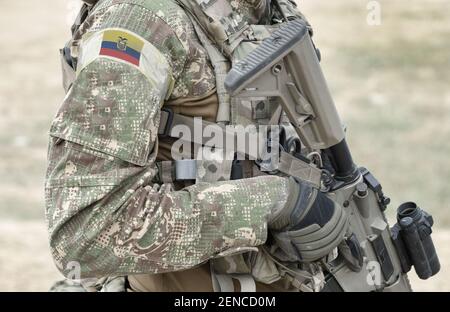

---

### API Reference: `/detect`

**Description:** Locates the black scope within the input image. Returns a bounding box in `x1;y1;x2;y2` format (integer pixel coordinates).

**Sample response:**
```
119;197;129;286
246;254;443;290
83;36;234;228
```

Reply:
394;202;440;280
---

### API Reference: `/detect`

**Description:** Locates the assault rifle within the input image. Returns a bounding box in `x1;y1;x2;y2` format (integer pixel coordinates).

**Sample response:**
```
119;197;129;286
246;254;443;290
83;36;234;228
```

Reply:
225;19;440;291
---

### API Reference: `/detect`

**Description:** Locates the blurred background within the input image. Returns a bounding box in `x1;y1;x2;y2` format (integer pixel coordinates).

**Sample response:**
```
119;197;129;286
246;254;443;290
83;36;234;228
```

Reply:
0;0;449;291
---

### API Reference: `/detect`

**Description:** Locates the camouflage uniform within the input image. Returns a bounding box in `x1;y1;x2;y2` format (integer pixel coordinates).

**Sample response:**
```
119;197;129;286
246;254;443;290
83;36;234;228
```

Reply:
46;0;299;291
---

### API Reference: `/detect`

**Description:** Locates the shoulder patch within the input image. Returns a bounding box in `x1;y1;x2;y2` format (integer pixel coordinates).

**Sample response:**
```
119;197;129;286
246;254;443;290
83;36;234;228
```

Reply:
100;29;144;66
77;28;174;95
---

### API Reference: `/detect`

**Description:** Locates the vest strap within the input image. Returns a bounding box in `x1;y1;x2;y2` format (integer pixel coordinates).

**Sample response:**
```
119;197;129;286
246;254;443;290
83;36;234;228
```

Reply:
158;108;322;188
210;263;256;292
190;19;231;124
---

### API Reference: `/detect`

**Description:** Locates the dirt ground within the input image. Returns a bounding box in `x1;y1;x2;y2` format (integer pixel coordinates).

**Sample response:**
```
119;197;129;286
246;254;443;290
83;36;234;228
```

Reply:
0;0;449;291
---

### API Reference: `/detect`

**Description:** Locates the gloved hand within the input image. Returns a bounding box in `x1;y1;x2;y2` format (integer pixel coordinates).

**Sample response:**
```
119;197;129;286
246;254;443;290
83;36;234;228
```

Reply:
268;178;349;262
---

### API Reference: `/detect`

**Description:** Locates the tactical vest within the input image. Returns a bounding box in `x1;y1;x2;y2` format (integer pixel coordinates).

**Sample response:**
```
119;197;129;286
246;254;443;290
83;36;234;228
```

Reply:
62;0;323;292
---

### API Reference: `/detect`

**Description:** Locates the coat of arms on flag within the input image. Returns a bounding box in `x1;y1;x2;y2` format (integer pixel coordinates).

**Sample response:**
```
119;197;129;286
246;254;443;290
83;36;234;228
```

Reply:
99;30;144;66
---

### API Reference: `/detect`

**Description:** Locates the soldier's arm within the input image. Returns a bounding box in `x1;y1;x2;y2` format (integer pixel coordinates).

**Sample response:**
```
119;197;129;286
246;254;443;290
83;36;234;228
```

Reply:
46;1;293;278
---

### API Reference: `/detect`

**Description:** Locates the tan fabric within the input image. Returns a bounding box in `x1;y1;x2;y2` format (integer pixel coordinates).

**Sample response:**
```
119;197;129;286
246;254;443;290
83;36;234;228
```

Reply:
128;263;294;292
165;88;219;122
129;264;214;292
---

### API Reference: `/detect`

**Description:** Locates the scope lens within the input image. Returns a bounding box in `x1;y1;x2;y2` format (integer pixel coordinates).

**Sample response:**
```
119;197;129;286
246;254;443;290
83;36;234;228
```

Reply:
397;202;420;220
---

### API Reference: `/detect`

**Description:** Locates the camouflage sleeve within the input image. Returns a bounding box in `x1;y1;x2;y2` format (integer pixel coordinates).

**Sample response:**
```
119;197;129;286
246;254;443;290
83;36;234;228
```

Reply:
46;0;292;278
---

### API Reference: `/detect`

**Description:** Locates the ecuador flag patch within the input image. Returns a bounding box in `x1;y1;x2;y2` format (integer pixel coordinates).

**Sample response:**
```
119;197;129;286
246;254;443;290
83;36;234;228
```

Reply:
99;30;144;66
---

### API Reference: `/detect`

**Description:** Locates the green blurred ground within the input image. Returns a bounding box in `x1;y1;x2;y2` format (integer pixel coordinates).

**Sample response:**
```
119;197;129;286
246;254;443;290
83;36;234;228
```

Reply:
0;0;449;291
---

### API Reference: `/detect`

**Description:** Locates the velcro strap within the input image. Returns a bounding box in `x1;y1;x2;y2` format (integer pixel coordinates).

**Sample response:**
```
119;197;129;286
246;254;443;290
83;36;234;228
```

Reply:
278;151;322;188
158;108;255;156
158;108;174;137
175;159;197;180
160;161;173;183
211;273;234;292
157;159;198;182
233;275;256;292
210;262;256;292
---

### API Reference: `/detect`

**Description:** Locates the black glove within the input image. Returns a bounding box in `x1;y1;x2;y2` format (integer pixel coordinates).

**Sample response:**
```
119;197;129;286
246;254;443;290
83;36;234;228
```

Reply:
268;178;349;262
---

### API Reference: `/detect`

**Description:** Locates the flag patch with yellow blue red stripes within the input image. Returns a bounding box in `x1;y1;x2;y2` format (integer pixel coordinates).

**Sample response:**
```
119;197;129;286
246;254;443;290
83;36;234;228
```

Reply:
77;28;174;97
99;30;144;66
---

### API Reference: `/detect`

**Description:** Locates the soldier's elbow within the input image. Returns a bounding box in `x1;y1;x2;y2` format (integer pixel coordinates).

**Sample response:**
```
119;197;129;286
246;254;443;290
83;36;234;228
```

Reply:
49;228;105;279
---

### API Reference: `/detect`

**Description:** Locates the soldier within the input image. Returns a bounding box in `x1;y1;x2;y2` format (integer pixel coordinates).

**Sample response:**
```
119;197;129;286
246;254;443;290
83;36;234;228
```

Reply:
46;0;349;292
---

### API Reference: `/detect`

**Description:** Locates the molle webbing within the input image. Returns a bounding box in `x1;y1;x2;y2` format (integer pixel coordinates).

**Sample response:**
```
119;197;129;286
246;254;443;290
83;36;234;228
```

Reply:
173;0;234;124
190;22;231;124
